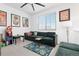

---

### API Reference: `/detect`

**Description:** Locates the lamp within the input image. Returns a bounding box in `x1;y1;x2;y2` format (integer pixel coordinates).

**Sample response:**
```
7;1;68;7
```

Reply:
61;21;72;43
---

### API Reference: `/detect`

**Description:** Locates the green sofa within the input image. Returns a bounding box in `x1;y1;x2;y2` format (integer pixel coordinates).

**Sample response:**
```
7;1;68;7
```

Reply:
55;42;79;56
24;31;56;47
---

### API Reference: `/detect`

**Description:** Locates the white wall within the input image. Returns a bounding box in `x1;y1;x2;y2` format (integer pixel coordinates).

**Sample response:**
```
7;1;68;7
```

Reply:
31;3;79;45
0;4;31;38
2;3;79;45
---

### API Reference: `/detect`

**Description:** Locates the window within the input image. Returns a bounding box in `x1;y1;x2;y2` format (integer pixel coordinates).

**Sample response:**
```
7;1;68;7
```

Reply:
38;12;56;30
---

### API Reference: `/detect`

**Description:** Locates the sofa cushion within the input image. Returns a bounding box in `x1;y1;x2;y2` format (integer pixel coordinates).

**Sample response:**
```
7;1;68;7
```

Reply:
46;32;55;38
42;37;53;40
55;47;79;56
37;32;47;37
59;42;79;51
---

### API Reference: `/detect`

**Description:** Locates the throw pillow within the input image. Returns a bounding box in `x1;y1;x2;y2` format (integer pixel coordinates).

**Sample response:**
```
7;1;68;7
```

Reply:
34;31;37;36
27;32;32;36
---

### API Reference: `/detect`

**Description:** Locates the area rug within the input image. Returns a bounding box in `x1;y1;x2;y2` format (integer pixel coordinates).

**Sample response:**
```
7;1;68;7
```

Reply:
23;42;53;56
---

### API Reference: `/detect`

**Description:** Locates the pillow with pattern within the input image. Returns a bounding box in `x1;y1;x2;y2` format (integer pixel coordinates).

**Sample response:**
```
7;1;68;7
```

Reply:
27;32;32;36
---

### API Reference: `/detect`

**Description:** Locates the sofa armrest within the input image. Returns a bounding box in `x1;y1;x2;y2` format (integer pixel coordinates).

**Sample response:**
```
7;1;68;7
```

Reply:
24;33;28;39
59;42;79;51
55;46;79;56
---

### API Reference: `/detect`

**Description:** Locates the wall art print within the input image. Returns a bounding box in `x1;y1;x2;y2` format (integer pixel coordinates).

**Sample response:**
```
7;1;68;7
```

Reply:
0;10;7;26
59;9;70;21
11;14;20;27
22;17;29;27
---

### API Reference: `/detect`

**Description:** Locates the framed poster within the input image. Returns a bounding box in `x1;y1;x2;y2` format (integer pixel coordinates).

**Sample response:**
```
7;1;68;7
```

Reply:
11;14;20;27
22;17;29;27
59;9;70;21
0;10;7;26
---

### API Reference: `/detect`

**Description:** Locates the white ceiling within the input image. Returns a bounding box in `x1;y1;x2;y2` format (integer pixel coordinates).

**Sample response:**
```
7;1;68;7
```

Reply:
4;3;60;15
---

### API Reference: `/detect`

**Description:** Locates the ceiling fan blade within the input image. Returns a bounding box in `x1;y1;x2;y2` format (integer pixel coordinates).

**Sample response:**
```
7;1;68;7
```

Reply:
35;3;45;7
31;4;35;11
20;3;28;8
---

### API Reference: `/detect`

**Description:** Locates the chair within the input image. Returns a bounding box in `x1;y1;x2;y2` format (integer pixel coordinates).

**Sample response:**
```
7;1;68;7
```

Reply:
5;26;13;45
0;34;6;47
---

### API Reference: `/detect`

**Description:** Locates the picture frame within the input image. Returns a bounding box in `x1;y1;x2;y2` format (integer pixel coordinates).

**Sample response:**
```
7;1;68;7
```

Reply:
59;9;70;21
0;10;7;26
22;17;29;27
11;14;20;27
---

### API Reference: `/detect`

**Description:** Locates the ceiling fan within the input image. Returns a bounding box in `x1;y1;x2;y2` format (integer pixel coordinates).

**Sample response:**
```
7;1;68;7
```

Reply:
20;3;45;11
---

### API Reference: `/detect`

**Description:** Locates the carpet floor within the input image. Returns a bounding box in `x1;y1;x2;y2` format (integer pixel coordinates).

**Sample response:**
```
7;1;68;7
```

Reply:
24;42;53;56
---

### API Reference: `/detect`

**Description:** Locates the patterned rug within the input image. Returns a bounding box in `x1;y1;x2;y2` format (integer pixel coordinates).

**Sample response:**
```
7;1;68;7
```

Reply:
23;42;53;56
